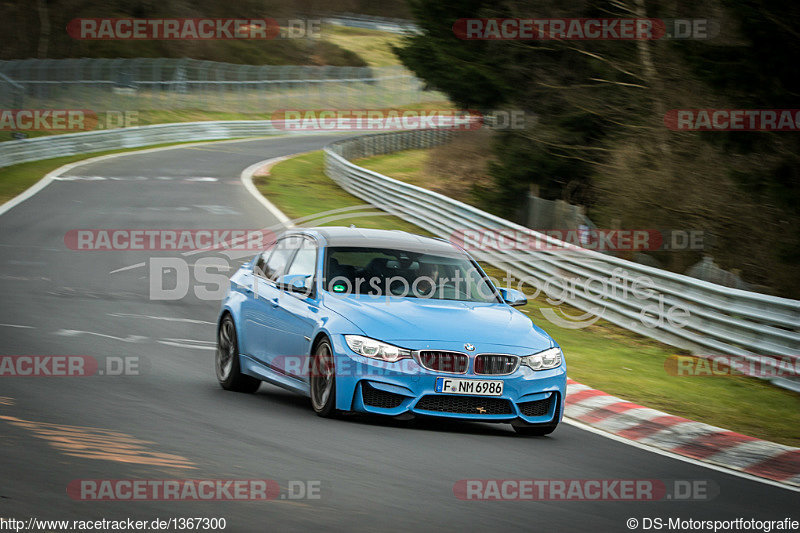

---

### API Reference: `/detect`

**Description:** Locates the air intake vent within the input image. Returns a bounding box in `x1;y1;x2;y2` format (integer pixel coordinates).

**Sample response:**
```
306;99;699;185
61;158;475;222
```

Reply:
415;395;512;414
362;383;406;409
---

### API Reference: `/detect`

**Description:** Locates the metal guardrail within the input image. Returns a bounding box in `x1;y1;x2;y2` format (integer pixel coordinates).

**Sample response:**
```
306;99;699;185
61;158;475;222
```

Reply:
322;14;420;34
323;130;800;392
0;118;465;168
0;121;283;168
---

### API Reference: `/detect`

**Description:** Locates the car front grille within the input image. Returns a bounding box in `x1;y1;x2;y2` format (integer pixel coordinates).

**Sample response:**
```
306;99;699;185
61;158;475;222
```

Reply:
361;383;406;409
415;395;513;415
417;351;468;374
518;396;552;417
474;354;519;375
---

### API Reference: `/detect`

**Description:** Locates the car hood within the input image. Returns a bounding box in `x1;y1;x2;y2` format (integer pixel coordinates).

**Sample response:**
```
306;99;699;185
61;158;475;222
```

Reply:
323;294;554;350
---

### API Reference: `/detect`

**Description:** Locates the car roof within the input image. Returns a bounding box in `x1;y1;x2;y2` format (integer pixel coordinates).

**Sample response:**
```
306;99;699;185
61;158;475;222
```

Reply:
286;226;461;255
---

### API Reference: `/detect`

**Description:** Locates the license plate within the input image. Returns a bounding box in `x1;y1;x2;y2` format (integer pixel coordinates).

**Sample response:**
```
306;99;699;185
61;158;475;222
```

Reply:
435;377;503;396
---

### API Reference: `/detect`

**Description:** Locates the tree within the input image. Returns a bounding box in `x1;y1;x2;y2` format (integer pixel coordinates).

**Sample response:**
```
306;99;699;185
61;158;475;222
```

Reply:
395;0;800;296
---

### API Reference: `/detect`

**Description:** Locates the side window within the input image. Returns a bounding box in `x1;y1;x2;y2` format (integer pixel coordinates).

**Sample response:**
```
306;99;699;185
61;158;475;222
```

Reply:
254;250;271;276
286;239;317;290
254;237;278;276
262;236;300;280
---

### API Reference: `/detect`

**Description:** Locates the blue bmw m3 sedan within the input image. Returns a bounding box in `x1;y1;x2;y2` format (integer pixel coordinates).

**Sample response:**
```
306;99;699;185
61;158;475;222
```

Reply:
215;227;566;435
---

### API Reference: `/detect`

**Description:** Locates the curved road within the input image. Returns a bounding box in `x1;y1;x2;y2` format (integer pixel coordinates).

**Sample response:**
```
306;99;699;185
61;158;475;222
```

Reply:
0;135;796;532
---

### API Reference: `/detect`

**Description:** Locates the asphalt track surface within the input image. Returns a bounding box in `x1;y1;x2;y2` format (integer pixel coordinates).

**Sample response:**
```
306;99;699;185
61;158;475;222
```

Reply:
0;135;796;532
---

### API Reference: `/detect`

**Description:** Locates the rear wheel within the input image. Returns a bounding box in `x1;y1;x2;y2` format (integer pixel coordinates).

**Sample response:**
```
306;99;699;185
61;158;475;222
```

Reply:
216;315;260;393
513;424;557;437
309;339;337;417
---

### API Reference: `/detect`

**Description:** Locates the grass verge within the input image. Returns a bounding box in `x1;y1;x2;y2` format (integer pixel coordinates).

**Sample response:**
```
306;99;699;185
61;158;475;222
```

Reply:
258;149;800;446
356;149;429;184
322;24;405;67
254;151;426;233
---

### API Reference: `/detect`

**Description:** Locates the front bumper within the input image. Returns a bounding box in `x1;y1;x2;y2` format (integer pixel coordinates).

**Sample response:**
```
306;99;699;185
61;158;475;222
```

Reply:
331;336;566;425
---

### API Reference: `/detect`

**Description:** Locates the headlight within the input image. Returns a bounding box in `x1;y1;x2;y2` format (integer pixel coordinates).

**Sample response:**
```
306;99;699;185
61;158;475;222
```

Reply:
344;335;411;362
521;347;562;371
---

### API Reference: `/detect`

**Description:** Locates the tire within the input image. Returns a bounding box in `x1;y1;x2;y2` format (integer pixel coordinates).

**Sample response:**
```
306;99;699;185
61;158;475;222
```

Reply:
513;424;557;437
216;314;260;393
309;338;337;417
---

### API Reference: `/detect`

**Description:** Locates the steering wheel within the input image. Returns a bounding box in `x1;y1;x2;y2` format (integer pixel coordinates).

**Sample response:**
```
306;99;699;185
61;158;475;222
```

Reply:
439;280;470;299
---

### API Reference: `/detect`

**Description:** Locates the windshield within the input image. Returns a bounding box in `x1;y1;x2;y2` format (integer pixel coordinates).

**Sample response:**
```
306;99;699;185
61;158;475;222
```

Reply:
323;246;500;303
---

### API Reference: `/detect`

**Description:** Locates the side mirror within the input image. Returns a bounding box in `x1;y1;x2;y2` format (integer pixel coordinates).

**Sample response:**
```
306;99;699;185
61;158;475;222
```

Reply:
277;274;312;295
498;287;527;307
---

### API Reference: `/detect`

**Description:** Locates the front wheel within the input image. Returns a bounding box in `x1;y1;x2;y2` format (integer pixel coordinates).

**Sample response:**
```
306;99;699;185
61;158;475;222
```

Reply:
309;339;337;417
216;314;260;393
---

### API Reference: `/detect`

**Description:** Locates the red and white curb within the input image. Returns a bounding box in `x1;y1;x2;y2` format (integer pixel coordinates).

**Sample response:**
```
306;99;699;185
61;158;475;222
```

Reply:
565;379;800;488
